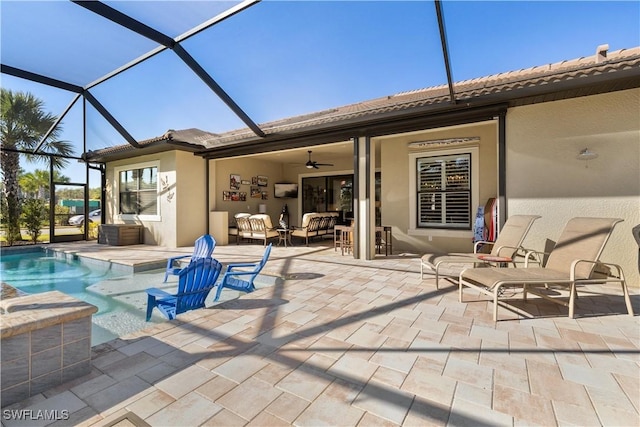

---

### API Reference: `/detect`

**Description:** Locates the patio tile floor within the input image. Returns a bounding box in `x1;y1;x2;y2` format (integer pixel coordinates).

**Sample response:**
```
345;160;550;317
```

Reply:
1;240;639;426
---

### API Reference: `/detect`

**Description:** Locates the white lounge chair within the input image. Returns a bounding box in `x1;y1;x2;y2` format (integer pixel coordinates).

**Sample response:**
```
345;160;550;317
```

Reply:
458;217;634;321
420;215;541;288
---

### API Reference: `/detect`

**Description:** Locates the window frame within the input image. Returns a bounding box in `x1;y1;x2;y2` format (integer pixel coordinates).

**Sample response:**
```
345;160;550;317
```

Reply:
408;146;479;238
114;161;161;222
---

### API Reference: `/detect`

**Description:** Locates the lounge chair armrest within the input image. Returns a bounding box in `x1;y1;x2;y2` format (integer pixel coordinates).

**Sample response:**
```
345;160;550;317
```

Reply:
569;259;624;281
491;244;520;257
473;241;494;253
523;249;548;267
146;287;171;298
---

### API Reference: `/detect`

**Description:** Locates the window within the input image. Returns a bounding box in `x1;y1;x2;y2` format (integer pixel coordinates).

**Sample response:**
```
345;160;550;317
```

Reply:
409;147;477;233
118;166;158;215
416;153;471;229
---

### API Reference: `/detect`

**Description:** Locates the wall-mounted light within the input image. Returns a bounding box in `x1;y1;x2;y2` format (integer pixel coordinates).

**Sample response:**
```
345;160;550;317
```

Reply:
576;148;598;168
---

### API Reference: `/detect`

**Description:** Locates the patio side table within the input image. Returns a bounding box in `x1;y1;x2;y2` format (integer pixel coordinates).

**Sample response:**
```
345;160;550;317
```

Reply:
277;228;292;247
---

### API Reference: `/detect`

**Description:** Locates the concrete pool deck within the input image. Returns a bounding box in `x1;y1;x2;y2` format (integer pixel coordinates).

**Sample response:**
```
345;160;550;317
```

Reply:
1;241;639;426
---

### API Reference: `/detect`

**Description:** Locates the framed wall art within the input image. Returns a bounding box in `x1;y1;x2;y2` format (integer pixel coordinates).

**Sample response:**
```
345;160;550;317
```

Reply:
251;187;262;198
230;174;241;190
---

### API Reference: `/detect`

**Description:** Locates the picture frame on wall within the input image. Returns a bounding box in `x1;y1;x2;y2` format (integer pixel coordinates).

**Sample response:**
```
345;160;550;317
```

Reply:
251;187;262;198
230;174;241;190
257;175;268;187
223;191;231;201
251;176;258;185
241;180;250;185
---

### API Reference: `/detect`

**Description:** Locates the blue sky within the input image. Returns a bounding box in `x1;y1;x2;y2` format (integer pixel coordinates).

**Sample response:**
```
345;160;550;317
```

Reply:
2;0;639;183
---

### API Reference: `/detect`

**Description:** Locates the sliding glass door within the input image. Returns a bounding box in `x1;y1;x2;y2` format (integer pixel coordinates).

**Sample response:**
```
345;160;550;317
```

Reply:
302;173;380;225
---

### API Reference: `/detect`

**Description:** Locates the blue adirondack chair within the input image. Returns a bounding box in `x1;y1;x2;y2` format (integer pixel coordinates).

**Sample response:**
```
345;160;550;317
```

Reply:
146;257;223;321
164;234;216;282
213;244;272;301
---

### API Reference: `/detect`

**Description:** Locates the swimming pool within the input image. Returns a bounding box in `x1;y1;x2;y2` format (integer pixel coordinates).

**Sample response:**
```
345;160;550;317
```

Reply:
0;248;165;345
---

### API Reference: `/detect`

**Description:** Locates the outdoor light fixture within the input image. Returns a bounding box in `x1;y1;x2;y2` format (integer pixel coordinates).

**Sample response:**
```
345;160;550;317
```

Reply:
577;148;598;160
577;148;598;168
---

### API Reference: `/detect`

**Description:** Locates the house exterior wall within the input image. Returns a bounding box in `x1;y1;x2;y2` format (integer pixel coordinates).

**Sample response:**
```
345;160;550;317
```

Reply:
103;89;639;288
506;88;640;287
105;150;206;248
175;151;207;247
376;122;499;255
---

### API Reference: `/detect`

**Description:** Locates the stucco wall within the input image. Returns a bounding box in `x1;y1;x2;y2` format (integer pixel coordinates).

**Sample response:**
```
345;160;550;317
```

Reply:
377;122;499;255
106;151;207;248
175;152;207;247
106;151;178;247
506;88;640;287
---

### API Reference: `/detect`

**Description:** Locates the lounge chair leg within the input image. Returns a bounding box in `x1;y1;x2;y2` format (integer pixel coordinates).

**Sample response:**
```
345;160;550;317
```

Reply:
615;269;635;316
568;283;576;318
621;281;634;316
493;288;499;322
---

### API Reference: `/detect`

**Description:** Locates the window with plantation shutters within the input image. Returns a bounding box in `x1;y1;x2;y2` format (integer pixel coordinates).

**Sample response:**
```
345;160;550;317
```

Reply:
416;153;471;229
118;166;158;215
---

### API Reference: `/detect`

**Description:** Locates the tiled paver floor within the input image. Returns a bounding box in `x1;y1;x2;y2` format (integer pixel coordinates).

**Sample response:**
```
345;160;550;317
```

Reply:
2;242;639;426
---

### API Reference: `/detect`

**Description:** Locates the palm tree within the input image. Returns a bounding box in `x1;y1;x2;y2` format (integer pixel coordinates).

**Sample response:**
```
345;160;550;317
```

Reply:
1;88;74;243
19;169;70;200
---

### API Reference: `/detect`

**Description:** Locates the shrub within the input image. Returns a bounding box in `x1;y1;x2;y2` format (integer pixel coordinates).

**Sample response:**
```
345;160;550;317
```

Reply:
81;221;99;240
21;198;47;244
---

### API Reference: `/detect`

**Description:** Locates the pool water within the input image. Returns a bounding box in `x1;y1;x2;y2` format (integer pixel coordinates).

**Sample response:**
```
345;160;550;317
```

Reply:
0;249;166;345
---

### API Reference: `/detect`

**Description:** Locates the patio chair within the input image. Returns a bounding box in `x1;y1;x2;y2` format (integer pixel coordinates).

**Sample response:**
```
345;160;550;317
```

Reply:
291;213;322;246
147;257;223;320
248;214;279;246
213;244;272;301
164;234;216;282
420;215;541;288
459;217;634;321
234;213;252;244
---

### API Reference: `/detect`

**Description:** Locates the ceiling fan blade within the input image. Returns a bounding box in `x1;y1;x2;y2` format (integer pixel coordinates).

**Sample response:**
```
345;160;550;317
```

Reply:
316;163;334;167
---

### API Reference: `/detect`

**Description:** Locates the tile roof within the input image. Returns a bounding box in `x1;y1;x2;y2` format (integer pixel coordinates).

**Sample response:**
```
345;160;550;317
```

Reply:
88;46;640;161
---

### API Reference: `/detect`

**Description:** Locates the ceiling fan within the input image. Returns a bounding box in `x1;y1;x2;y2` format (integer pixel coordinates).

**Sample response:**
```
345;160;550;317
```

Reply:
305;150;334;169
